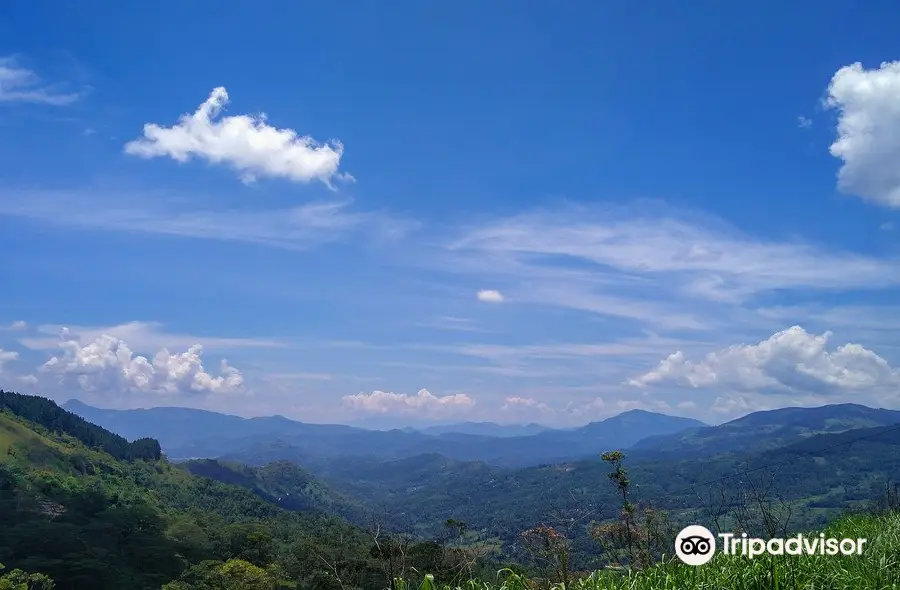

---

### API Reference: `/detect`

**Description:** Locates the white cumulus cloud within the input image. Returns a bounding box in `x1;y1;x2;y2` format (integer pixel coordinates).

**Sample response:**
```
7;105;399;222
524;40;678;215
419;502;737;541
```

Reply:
501;396;553;413
629;326;900;397
826;61;900;208
40;329;244;396
124;87;347;187
476;289;504;303
0;349;27;389
0;349;19;370
341;388;474;418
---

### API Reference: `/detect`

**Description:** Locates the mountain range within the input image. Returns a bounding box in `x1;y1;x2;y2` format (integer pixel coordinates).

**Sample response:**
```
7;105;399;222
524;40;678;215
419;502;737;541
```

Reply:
66;398;900;472
417;421;549;437
59;397;900;545
632;403;900;457
61;399;705;467
9;391;900;588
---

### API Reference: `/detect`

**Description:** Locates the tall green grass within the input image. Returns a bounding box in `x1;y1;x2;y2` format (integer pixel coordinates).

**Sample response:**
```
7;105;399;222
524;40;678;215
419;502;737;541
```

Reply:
397;510;900;590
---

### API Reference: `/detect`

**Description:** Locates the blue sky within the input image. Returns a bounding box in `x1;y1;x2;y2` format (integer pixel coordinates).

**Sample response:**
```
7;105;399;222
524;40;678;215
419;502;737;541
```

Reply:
1;1;899;427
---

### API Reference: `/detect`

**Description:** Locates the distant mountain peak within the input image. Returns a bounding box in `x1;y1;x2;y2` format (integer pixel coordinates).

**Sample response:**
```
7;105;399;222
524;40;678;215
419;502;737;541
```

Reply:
62;398;90;409
615;409;660;417
582;408;706;429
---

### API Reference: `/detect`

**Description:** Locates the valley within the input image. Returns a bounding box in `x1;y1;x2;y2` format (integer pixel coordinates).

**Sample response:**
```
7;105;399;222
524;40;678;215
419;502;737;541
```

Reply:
63;395;900;571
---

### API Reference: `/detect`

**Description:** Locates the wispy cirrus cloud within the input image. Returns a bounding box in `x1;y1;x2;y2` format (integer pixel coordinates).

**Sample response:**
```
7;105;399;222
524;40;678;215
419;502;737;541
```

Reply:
449;334;702;370
0;56;82;106
20;321;284;353
437;201;900;333
450;203;899;297
0;320;28;332
0;192;417;250
416;316;490;333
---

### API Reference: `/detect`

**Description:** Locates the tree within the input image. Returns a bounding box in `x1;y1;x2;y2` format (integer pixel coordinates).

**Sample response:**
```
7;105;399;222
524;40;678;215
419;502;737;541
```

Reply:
162;559;288;590
519;524;571;587
730;463;795;540
0;563;54;590
589;450;673;570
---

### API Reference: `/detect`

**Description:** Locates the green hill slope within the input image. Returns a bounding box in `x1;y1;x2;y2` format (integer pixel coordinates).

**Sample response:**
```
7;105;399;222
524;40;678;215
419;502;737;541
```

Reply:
0;391;392;589
182;458;367;523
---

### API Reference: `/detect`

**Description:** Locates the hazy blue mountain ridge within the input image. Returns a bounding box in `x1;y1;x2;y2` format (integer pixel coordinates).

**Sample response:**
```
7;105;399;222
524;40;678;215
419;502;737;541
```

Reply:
62;400;705;467
631;403;900;458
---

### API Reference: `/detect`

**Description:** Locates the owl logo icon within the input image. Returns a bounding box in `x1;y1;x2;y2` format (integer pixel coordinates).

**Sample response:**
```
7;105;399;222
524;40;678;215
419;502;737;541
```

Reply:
675;525;716;565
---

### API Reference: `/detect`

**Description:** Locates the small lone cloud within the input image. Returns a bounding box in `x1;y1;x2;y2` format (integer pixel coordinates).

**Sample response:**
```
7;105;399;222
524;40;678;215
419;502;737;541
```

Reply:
881;221;895;231
476;289;504;303
797;116;812;129
124;87;348;187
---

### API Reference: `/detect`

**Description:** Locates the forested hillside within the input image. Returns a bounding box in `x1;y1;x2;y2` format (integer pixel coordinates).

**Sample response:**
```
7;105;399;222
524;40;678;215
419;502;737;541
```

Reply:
401;429;898;549
0;392;502;589
208;418;900;570
182;458;367;522
1;390;162;461
7;390;900;589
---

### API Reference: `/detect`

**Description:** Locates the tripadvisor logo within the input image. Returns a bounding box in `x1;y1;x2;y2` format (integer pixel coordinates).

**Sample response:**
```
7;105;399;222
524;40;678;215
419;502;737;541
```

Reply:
675;525;716;565
674;525;868;566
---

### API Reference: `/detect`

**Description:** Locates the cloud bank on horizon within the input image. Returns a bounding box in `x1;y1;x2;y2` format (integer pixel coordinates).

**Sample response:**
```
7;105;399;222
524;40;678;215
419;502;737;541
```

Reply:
1;6;899;427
